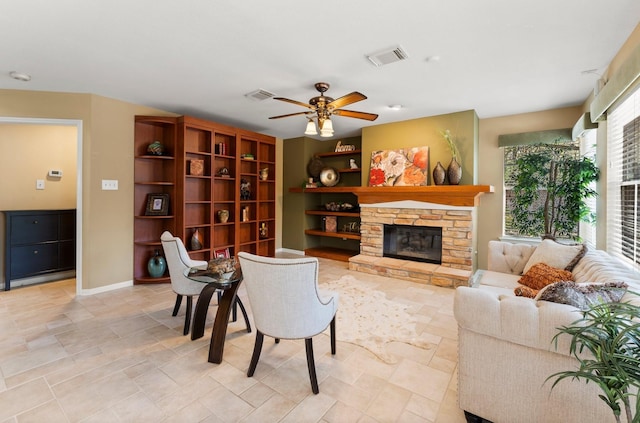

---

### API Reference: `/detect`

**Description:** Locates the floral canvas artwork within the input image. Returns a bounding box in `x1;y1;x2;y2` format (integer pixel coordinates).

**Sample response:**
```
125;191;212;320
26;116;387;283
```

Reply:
368;147;430;186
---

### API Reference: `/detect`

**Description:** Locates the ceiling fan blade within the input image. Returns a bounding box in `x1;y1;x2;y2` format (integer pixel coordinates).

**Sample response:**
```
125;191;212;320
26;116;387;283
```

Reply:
327;92;367;109
333;109;379;121
269;111;312;119
273;97;314;109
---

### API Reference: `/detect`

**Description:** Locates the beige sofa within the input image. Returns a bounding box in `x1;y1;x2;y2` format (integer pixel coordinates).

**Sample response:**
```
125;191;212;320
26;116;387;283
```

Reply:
454;240;640;423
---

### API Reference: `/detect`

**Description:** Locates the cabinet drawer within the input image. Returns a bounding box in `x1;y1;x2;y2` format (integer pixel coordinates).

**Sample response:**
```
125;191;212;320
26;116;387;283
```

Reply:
10;214;58;244
10;243;59;278
59;212;76;240
59;240;75;269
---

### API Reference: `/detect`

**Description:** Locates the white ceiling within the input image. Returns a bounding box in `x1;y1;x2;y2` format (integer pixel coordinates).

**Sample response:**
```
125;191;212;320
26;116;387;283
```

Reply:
1;1;639;140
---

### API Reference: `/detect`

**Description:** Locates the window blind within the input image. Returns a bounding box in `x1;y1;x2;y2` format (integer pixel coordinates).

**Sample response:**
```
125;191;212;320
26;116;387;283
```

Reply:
607;87;640;270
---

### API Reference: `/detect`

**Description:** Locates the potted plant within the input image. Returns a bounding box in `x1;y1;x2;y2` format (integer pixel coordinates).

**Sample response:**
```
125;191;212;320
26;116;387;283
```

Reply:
547;295;640;423
509;141;600;240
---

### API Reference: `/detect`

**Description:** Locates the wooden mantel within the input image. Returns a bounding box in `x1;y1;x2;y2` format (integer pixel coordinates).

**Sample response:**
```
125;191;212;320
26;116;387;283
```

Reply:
289;185;494;207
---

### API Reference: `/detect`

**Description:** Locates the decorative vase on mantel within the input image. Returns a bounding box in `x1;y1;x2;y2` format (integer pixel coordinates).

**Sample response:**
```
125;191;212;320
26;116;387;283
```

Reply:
432;162;446;185
447;157;462;185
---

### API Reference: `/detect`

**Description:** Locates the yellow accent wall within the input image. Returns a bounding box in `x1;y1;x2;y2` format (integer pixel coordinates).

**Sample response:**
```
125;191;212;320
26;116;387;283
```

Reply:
0;124;77;210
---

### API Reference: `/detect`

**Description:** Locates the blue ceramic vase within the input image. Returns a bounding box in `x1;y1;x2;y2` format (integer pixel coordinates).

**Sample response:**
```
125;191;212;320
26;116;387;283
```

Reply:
147;249;166;278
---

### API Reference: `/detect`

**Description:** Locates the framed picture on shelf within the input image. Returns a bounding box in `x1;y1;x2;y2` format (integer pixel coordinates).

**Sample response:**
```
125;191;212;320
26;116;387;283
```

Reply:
145;193;170;216
214;248;230;258
324;216;337;233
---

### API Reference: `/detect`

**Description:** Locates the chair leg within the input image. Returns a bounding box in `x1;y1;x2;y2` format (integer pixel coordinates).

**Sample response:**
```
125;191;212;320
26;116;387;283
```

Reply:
275;338;280;344
305;338;319;394
231;295;238;322
172;295;183;316
234;297;252;333
247;330;264;377
330;316;336;355
183;296;192;336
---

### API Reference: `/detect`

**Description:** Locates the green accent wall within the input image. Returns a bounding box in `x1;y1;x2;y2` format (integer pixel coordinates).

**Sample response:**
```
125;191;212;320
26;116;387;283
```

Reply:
361;109;479;186
282;136;361;252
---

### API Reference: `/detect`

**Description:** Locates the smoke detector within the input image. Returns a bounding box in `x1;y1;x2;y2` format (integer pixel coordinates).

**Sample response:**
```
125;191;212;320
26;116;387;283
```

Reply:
366;45;409;67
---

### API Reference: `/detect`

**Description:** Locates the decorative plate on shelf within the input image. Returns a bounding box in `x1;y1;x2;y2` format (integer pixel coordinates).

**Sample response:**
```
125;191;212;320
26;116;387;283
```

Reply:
319;167;340;187
325;202;355;211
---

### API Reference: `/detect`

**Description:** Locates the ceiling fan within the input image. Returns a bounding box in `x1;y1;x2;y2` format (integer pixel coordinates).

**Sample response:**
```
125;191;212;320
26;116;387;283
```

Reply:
269;82;378;137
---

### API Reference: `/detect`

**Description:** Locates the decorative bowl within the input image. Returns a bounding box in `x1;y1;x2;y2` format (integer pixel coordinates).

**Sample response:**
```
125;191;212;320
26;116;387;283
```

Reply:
319;167;340;187
208;257;236;277
221;271;236;280
325;202;354;211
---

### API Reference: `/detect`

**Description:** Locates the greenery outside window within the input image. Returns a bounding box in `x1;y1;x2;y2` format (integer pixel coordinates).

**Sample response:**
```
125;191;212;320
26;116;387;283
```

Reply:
503;140;582;238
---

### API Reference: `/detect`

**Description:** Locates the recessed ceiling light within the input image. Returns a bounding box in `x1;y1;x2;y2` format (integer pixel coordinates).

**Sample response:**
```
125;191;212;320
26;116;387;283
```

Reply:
9;71;31;82
388;104;403;110
425;55;441;63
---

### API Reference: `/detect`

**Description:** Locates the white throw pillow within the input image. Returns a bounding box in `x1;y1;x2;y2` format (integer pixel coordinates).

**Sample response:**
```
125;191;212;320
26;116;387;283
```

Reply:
522;239;585;274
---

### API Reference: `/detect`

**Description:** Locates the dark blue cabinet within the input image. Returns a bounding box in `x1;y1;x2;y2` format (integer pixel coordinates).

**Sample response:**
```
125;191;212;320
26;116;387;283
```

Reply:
3;210;76;290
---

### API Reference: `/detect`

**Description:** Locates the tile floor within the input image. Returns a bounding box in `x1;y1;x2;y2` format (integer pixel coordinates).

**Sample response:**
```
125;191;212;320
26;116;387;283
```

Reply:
0;256;467;423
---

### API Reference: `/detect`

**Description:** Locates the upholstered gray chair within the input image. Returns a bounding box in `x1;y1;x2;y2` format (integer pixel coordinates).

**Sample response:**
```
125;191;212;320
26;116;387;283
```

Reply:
161;231;209;335
237;252;338;394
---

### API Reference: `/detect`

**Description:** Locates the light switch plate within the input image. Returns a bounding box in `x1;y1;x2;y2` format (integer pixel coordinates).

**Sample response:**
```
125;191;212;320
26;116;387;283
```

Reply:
36;179;45;190
102;179;118;190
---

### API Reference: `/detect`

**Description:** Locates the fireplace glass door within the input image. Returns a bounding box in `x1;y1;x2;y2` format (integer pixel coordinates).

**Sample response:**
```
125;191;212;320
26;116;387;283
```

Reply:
383;224;442;264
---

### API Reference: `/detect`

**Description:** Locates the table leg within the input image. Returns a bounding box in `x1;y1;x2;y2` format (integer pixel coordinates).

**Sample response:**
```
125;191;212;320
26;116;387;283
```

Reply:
208;281;241;363
191;284;218;341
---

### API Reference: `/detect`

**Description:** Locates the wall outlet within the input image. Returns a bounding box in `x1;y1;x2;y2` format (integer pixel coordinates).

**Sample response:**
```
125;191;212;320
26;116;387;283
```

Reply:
36;179;45;190
102;179;118;190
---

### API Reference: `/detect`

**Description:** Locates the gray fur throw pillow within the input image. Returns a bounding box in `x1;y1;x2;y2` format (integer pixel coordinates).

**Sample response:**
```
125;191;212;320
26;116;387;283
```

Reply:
535;281;628;310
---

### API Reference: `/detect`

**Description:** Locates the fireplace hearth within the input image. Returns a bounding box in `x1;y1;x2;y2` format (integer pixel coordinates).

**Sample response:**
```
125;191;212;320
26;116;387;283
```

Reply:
349;201;478;288
383;224;442;264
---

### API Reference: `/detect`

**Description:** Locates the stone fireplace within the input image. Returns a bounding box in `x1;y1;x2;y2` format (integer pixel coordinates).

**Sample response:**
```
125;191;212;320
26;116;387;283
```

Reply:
349;200;475;287
344;185;493;287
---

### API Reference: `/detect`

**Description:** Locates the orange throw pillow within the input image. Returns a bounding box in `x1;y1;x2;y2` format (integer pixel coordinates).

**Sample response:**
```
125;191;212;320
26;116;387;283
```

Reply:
518;262;573;291
514;286;539;298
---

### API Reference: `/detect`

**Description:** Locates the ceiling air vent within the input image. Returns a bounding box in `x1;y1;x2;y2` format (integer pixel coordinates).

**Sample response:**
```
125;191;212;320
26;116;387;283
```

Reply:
366;45;409;67
244;89;276;101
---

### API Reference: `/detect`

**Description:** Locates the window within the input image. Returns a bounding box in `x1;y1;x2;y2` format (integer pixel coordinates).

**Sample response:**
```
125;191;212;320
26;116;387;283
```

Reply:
503;140;581;238
608;87;640;270
579;130;598;248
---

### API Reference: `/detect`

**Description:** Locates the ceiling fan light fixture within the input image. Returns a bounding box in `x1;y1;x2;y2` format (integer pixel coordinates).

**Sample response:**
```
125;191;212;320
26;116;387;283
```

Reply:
304;119;317;135
320;119;334;137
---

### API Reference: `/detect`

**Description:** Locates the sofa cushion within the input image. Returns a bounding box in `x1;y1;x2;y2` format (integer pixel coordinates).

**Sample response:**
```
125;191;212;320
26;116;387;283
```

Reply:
487;240;537;275
522;239;586;274
518;262;573;290
572;249;640;286
535;281;628;310
472;269;521;289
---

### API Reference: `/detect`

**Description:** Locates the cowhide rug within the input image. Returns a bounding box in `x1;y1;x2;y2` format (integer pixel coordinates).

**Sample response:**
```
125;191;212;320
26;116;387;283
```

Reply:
321;275;434;363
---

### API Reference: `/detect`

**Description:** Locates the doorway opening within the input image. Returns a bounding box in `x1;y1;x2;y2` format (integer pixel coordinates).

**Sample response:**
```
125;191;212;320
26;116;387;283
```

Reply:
0;117;83;294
